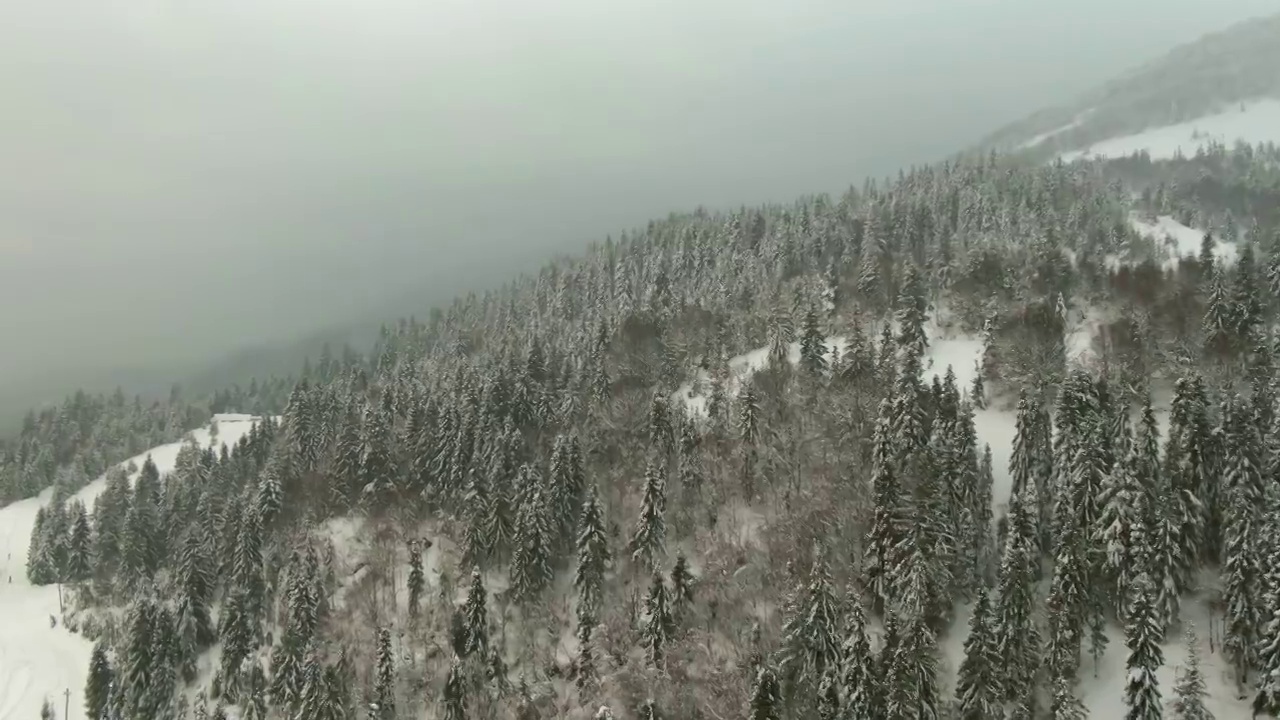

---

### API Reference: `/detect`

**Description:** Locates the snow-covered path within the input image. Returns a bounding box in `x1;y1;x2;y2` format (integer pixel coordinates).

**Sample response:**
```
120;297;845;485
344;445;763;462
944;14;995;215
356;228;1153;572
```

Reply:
0;414;263;720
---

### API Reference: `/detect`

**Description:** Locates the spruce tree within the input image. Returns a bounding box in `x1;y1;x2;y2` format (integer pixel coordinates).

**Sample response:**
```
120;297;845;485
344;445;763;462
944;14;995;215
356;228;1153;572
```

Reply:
864;405;904;615
407;541;425;621
628;456;667;569
955;587;1001;720
748;666;782;720
67;502;93;582
510;464;554;603
373;627;395;719
1124;572;1165;720
85;640;113;720
462;568;489;658
779;551;843;696
574;485;609;620
642;571;675;668
839;599;875;719
1176;627;1214;720
442;656;467;720
670;553;694;623
995;484;1042;708
799;303;828;375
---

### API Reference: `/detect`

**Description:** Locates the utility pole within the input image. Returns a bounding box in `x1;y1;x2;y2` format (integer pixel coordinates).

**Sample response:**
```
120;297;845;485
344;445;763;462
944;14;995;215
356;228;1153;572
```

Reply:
64;687;70;720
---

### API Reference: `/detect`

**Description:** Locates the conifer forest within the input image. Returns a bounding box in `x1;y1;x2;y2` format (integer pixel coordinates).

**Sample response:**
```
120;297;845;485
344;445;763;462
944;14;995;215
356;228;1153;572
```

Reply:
13;138;1280;719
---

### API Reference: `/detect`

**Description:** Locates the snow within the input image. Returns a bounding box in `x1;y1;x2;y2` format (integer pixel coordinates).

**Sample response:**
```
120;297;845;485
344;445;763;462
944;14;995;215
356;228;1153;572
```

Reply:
0;414;265;720
1018;111;1092;149
1129;214;1238;269
1061;98;1280;162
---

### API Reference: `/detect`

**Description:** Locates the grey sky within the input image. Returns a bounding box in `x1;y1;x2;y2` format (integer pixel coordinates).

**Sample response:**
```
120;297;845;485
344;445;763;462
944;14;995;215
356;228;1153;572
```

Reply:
1;0;1275;407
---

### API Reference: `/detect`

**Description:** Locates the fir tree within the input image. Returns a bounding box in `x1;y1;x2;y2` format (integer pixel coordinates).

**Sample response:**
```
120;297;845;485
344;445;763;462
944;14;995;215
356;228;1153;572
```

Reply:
748;666;782;720
1175;627;1214;720
407;541;425;620
574;485;609;620
462;568;489;658
67;502;92;582
955;587;1001;720
1124;573;1165;720
864;405;904;615
510;464;554;603
642;571;675;667
373;627;395;719
799;303;828;375
628;457;667;569
995;484;1042;708
442;657;467;720
839;599;875;719
670;553;694;623
779;551;843;697
85;640;113;720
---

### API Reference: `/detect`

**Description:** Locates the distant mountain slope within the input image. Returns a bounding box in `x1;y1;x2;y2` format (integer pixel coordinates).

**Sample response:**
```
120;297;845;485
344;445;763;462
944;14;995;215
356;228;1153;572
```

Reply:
979;11;1280;159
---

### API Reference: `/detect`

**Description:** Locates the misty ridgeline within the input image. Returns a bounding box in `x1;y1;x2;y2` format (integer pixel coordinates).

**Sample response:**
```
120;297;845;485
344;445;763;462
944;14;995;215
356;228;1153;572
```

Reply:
12;140;1280;717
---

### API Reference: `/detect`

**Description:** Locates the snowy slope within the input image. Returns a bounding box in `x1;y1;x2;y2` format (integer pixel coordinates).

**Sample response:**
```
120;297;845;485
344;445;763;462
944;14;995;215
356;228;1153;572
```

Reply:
1130;214;1238;269
1061;99;1280;162
0;414;264;720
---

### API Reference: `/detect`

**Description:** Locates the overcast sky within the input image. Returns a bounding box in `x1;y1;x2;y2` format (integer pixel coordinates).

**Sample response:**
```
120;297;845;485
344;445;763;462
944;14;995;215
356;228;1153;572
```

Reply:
1;0;1275;407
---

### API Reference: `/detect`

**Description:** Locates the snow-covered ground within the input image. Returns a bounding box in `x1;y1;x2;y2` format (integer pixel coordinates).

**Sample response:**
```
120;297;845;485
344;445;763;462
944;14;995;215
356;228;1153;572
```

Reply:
1018;110;1092;149
1129;213;1238;270
1061;98;1280;162
0;414;264;720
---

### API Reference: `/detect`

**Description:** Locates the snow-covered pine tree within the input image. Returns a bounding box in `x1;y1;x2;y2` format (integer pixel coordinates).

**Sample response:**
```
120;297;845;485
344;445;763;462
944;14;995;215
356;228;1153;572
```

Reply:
799;303;828;375
85;640;113;720
1124;570;1165;720
67;501;92;582
574;484;609;621
1223;399;1264;690
1099;442;1142;620
839;598;876;718
1174;627;1214;720
748;666;782;720
779;550;843;699
442;656;467;720
864;403;904;615
256;465;282;530
670;553;694;623
628;456;667;569
994;483;1043;709
509;464;554;603
462;567;489;658
642;570;675;667
407;541;424;620
955;587;1001;720
1049;675;1088;720
373;627;395;719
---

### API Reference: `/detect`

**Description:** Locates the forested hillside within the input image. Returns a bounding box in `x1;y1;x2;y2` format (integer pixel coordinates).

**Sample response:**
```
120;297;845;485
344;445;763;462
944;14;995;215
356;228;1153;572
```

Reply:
17;141;1280;720
980;11;1280;160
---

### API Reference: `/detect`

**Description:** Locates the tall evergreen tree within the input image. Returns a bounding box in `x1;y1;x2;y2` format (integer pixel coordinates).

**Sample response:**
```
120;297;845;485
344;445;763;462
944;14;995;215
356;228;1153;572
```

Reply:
955;587;1001;720
462;568;489;658
407;541;425;621
85;640;113;720
1175;628;1214;720
864;405;904;615
642;571;675;668
838;599;875;719
748;666;782;720
628;457;667;569
799;303;828;375
372;627;395;719
779;551;843;698
1124;573;1165;720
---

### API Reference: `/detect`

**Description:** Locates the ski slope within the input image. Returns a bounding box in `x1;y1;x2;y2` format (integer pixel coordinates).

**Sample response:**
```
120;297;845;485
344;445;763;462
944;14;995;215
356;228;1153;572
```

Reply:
0;414;264;720
1061;98;1280;162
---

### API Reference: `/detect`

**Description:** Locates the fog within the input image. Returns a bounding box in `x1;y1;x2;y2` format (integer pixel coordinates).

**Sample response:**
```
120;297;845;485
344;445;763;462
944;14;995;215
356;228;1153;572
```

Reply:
1;0;1274;412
